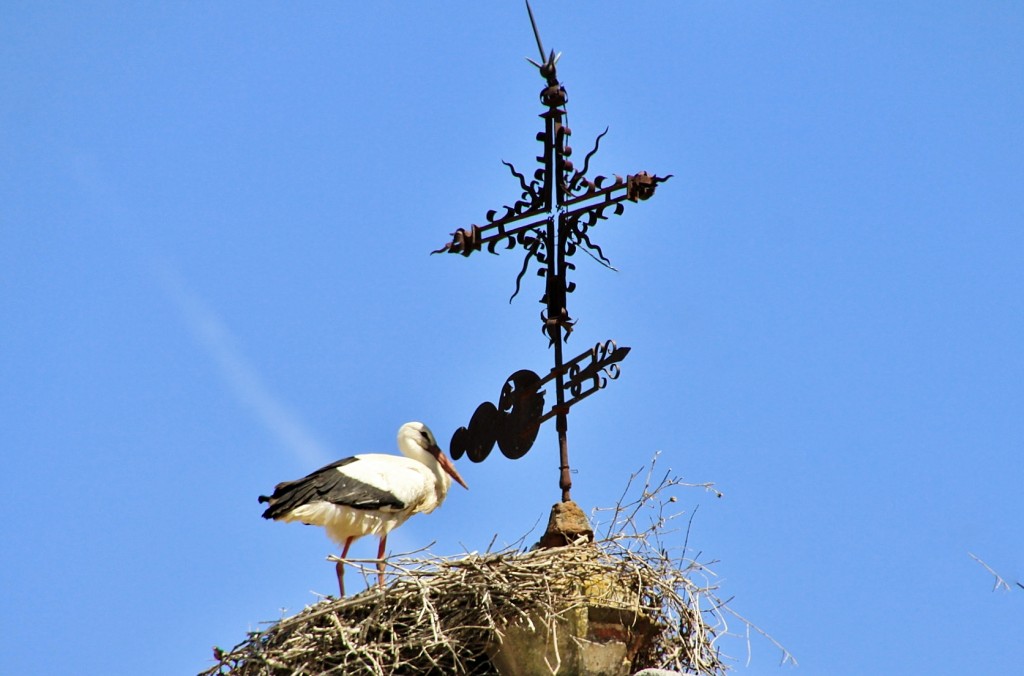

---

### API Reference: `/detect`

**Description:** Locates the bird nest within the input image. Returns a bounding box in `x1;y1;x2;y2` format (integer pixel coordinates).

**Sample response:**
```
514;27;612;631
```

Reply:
203;459;790;675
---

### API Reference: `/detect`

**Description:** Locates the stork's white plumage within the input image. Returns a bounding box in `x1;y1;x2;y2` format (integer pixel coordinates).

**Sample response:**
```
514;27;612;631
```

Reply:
259;422;468;595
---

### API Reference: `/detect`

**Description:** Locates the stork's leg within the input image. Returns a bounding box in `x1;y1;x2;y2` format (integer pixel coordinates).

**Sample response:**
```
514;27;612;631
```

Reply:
337;536;354;597
376;535;387;590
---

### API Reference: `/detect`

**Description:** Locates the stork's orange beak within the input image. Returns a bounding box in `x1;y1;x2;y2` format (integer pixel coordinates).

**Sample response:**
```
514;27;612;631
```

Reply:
434;446;469;490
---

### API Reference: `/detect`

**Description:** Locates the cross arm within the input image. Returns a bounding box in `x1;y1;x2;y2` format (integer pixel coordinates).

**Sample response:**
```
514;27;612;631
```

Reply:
432;212;550;257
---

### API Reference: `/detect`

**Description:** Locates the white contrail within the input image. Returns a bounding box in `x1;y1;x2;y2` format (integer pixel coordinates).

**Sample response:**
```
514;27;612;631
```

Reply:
156;264;332;467
65;153;332;469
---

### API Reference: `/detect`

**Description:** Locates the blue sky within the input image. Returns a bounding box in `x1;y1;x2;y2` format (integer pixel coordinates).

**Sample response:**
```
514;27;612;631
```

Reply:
2;2;1022;674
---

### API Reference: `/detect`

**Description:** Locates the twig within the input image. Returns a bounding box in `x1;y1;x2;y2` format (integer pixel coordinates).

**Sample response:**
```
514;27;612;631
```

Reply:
969;552;1015;592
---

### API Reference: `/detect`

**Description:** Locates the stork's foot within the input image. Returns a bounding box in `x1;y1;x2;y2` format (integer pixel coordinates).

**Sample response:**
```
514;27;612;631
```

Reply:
335;560;346;597
335;536;354;597
376;535;387;590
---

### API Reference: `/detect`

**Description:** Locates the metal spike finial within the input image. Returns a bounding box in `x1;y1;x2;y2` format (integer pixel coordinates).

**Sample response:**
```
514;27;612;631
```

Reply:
525;0;546;64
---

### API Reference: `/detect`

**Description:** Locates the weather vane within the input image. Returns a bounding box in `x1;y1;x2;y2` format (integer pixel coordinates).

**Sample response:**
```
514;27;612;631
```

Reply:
433;2;670;506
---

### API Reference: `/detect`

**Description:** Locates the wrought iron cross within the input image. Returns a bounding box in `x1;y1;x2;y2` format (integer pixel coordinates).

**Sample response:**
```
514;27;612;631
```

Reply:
433;4;670;502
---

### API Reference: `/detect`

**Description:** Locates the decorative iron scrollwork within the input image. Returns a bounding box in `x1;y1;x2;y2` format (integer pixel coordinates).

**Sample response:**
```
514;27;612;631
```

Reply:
450;370;545;462
434;1;667;501
497;370;544;459
450;341;630;462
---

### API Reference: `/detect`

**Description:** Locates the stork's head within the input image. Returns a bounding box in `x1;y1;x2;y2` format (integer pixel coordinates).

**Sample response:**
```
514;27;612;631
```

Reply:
397;422;469;490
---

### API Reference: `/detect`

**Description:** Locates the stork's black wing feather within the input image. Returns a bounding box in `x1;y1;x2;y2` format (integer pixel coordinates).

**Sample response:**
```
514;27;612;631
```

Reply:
258;456;406;518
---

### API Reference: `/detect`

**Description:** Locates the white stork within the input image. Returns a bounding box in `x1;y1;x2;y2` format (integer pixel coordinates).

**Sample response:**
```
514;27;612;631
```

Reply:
258;422;468;596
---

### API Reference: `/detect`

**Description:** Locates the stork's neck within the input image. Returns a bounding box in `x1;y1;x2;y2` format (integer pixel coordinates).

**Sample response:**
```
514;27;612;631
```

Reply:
398;440;452;497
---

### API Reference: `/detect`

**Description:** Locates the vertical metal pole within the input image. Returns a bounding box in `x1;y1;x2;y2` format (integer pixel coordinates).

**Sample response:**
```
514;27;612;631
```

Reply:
547;100;572;503
553;236;571;502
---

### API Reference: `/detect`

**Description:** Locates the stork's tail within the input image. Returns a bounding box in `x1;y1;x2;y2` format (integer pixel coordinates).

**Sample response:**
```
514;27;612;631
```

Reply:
257;493;277;519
